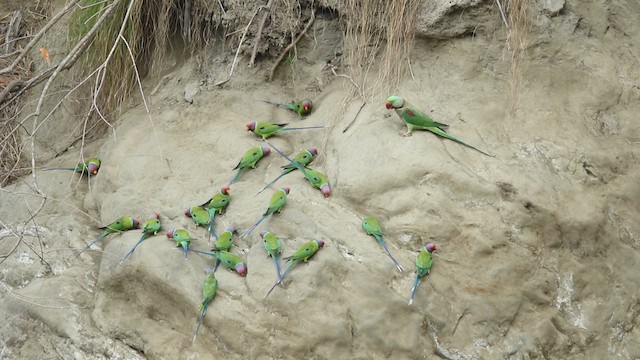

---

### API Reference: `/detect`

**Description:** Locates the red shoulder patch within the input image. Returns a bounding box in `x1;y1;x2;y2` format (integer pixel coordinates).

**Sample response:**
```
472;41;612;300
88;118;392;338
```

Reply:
406;109;416;117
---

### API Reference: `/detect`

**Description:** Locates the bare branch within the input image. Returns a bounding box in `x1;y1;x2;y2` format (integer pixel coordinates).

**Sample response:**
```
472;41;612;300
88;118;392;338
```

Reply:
249;0;276;68
0;0;81;76
269;10;315;82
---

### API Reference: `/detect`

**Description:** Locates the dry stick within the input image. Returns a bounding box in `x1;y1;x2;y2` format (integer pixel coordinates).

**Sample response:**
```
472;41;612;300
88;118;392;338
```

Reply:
329;65;367;133
495;0;509;28
341;102;365;133
3;10;22;54
19;1;120;230
215;6;264;86
0;0;81;76
249;0;275;68
183;0;192;41
268;10;315;82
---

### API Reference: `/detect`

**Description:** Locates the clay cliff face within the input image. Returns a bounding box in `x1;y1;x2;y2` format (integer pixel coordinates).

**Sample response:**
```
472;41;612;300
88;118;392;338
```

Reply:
1;0;639;359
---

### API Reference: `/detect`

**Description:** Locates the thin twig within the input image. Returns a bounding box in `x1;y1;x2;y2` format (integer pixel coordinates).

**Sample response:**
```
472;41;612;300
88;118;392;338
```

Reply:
342;102;365;133
120;33;166;163
216;6;264;86
249;0;275;68
495;0;509;28
269;10;315;82
3;10;22;54
0;0;81;76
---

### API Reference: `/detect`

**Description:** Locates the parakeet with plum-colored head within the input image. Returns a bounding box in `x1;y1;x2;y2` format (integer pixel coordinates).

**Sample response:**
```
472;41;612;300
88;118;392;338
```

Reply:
409;242;437;306
265;239;325;297
261;98;313;116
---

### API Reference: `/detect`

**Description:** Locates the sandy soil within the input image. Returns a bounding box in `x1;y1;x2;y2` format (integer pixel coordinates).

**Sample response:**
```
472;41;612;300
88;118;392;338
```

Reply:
1;0;640;359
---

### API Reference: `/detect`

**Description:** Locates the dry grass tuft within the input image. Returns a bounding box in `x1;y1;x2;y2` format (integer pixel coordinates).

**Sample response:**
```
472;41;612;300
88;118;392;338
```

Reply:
69;0;222;117
342;0;421;100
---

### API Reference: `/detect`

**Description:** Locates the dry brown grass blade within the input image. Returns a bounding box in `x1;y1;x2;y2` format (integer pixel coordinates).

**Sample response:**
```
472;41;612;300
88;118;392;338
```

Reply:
506;0;529;113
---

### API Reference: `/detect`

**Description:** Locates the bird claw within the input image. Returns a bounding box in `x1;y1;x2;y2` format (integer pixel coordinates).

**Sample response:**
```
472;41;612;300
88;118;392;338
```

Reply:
401;132;413;137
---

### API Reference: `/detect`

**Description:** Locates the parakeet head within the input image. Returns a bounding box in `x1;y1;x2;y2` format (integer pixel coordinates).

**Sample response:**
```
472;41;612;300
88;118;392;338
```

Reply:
281;186;290;194
88;162;99;175
308;148;318;156
133;218;140;229
166;229;175;238
425;243;438;253
184;208;191;217
320;184;331;197
315;239;325;248
221;185;231;195
385;96;405;109
302;99;313;112
259;230;268;238
246;121;256;131
235;263;247;277
261;146;271;155
227;227;236;234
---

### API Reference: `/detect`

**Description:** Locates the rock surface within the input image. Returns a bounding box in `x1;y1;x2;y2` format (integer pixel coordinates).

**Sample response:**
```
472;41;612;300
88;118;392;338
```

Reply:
1;0;640;359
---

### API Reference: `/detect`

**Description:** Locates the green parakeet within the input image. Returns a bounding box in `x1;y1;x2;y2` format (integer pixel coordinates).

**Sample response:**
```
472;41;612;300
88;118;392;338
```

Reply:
189;248;247;277
409;242;437;306
362;216;404;272
121;213;161;263
245;121;327;139
260;231;283;284
166;229;195;259
229;146;271;185
200;185;231;242
241;187;290;239
265;239;325;297
212;227;237;271
76;216;140;257
256;148;318;194
185;206;210;227
193;269;218;343
385;96;493;156
265;140;330;197
261;99;313;116
44;157;101;175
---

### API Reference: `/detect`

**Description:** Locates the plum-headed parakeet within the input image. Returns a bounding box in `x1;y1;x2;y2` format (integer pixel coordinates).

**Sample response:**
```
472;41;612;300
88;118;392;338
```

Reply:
200;185;231;242
256;148;318;194
212;227;236;271
362;216;404;272
166;229;195;259
261;99;313;116
265;140;330;197
193;270;218;343
121;213;161;263
245;121;327;139
76;216;140;258
44;157;101;176
229;146;270;185
241;187;290;239
260;231;283;284
265;239;325;297
409;242;437;306
188;248;248;277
